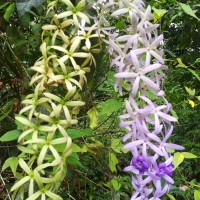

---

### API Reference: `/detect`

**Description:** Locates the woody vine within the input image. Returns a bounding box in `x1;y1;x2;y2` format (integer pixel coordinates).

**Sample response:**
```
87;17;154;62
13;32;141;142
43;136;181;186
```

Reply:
1;0;186;199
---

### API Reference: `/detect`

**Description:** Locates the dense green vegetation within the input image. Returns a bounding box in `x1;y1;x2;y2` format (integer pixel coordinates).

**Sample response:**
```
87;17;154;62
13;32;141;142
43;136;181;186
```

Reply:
0;0;200;199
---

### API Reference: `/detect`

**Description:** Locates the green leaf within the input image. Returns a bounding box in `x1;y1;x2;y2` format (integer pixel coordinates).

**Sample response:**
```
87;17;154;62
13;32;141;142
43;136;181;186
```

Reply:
3;3;15;22
194;190;200;200
16;0;44;17
0;108;12;121
100;99;122;114
167;193;176;200
2;157;18;174
67;128;93;139
104;181;112;189
153;7;167;22
87;107;98;129
111;139;123;153
177;58;187;68
2;158;12;172
185;86;195;96
108;153;118;172
9;157;19;176
146;90;159;100
0;2;10;9
20;12;31;27
66;153;83;167
180;3;199;20
188;69;200;81
99;99;122;121
173;152;184;170
196;96;200;101
170;109;179;121
115;20;124;30
0;129;22;142
71;143;85;153
111;179;121;191
182;152;197;159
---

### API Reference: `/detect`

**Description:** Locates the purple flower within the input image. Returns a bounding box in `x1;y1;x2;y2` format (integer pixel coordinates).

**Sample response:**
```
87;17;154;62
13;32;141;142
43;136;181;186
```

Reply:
131;155;149;174
95;0;184;199
156;163;174;177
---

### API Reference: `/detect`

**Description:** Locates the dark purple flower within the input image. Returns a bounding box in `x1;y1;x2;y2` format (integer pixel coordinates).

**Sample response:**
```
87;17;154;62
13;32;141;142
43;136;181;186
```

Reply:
156;163;174;177
131;155;149;174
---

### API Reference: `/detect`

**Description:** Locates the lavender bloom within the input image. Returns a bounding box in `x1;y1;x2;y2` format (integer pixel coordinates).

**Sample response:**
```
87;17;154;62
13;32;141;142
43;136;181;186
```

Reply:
95;0;184;199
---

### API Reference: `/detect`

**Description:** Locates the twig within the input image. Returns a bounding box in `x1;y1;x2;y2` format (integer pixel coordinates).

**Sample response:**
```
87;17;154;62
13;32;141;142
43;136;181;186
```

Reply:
0;173;12;200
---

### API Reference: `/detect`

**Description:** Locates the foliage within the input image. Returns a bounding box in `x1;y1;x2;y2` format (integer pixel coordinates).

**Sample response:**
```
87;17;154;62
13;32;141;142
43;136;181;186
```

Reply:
0;0;199;199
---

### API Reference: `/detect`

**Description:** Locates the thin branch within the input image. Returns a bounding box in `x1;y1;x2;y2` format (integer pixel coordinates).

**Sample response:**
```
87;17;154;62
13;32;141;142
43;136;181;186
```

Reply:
0;173;12;200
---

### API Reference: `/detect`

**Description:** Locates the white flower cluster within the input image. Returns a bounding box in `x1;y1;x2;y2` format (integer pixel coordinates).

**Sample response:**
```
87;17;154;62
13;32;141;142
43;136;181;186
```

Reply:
11;0;102;199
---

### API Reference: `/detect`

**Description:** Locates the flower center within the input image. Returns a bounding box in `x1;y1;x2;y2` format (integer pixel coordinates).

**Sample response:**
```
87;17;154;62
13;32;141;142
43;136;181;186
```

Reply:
131;155;149;174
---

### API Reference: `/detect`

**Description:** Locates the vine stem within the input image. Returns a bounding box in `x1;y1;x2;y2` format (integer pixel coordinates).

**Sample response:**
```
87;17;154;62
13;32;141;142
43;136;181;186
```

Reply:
0;173;12;200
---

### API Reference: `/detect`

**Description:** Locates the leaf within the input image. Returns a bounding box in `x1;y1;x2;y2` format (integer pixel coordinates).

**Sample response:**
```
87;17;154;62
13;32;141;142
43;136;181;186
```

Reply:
0;129;22;142
194;190;200;200
115;20;124;30
9;157;19;176
67;128;93;139
176;58;187;68
153;7;167;22
180;3;199;20
196;96;200;101
16;0;44;17
104;181;112;189
0;2;10;9
100;99;122;114
185;86;195;96
111;179;121;191
170;109;179;121
99;99;122;121
2;158;12;172
111;139;123;153
0;108;12;121
108;153;118;172
188;68;200;81
87;107;98;129
71;143;84;153
167;194;176;200
66;153;83;167
2;157;18;175
173;152;184;170
4;3;15;22
182;152;197;159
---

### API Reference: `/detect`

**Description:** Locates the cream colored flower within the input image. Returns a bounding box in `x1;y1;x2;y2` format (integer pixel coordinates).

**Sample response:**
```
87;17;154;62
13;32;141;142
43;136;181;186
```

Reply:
58;0;90;26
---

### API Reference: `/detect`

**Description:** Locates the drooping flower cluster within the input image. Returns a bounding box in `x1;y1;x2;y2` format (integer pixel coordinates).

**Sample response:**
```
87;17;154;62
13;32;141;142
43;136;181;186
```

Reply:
10;0;102;199
95;0;184;199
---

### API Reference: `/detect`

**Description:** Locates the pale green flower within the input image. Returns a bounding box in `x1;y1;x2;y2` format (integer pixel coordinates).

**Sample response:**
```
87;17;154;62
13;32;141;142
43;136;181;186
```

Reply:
16;115;55;143
78;23;101;49
42;16;73;45
58;0;90;26
23;136;71;165
51;37;90;69
11;159;56;196
20;85;49;120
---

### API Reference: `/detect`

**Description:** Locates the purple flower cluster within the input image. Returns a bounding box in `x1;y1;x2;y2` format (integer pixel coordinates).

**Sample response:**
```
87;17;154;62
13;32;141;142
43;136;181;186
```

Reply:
95;0;184;199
